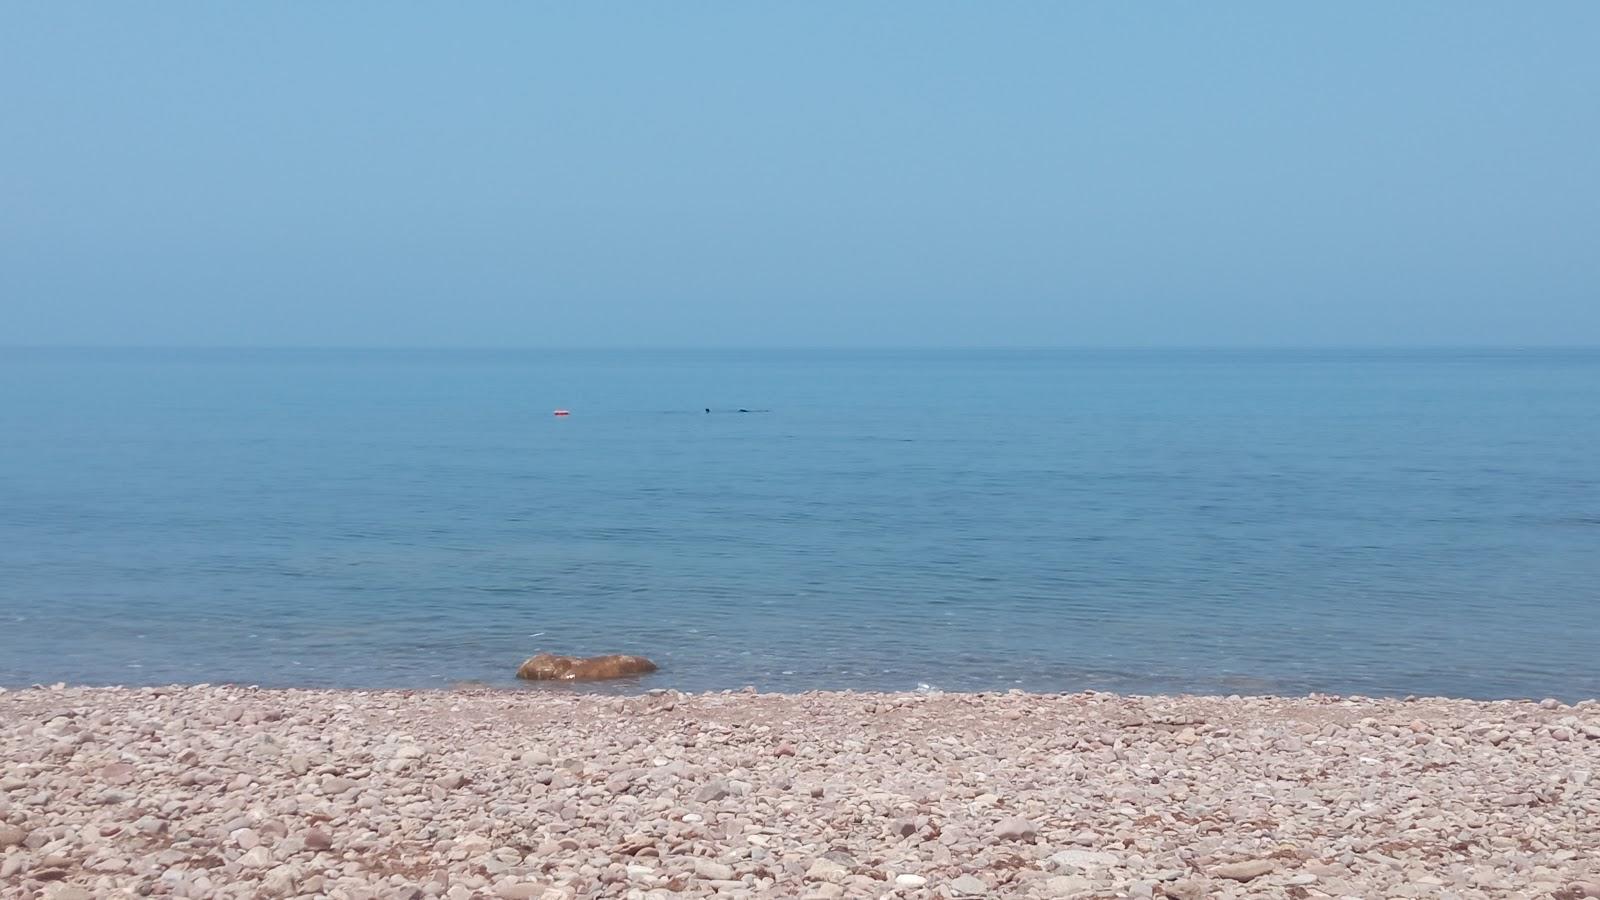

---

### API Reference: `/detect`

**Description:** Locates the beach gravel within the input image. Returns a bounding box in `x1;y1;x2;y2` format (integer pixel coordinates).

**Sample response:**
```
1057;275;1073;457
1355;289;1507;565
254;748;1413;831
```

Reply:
1;685;1598;898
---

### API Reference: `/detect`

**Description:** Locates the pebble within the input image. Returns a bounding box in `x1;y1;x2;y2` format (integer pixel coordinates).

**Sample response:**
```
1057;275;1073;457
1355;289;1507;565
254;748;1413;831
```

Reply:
237;846;274;868
994;815;1039;841
694;859;734;880
694;779;733;802
1043;875;1093;896
1051;849;1119;871
806;858;849;883
1163;880;1207;900
0;686;1593;899
1212;858;1275;881
950;873;990;895
324;774;359;793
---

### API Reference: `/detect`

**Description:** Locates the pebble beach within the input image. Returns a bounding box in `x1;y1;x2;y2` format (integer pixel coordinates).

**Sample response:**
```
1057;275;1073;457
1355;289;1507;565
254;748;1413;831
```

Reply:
2;686;1598;900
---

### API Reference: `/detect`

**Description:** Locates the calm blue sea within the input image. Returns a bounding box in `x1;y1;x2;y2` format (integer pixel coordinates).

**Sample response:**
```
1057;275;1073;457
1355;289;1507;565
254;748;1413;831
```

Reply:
2;348;1597;699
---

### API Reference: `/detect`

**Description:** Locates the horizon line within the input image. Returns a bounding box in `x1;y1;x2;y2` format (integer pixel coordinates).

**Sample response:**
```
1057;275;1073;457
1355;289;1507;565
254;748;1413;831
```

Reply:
5;343;1600;353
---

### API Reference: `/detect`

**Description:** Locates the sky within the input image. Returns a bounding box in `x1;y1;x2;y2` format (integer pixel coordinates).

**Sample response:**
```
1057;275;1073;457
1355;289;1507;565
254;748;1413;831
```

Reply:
3;4;1598;348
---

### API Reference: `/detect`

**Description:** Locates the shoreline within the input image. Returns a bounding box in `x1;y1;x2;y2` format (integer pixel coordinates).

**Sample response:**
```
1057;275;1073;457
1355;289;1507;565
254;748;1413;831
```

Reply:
11;680;1600;704
3;686;1597;899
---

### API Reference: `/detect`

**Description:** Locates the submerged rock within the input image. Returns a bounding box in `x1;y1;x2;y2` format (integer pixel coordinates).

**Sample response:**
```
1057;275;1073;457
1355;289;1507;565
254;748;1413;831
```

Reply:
515;653;658;682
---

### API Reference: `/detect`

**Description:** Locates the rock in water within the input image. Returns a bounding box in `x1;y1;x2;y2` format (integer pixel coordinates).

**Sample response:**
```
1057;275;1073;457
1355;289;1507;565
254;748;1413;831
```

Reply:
515;653;658;681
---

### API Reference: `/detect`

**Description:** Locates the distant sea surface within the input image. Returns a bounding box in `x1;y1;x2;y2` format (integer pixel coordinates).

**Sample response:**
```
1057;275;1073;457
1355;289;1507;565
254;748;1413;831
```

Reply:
2;348;1598;700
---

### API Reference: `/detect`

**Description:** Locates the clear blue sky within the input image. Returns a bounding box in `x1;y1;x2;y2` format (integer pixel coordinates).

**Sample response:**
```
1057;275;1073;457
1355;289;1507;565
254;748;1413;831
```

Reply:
4;4;1597;347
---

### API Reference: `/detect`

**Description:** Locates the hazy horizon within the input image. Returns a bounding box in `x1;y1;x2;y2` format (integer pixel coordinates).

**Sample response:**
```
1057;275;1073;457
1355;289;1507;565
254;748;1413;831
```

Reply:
6;4;1598;348
8;343;1600;352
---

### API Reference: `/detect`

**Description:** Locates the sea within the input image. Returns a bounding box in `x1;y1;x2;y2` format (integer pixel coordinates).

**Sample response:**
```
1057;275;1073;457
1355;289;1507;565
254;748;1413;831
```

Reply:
2;348;1597;700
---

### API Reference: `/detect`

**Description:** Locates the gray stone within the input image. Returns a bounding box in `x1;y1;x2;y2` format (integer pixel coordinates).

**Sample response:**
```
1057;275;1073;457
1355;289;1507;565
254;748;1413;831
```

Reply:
694;780;733;802
1050;849;1119;871
950;873;990;896
1212;859;1274;882
1042;875;1093;897
994;816;1038;841
320;775;358;795
695;859;734;881
805;858;849;883
237;846;274;868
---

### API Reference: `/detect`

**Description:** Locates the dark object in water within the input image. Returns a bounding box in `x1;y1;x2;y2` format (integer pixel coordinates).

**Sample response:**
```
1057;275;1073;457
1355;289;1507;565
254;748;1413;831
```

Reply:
516;653;658;681
738;408;749;413
705;408;710;413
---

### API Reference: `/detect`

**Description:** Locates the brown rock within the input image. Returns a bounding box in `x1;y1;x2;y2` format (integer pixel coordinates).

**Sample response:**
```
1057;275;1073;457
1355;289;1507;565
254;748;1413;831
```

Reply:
515;653;658;681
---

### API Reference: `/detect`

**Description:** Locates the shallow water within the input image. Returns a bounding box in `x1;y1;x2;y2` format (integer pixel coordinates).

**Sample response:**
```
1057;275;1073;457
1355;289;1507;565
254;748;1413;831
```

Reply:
2;348;1597;699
